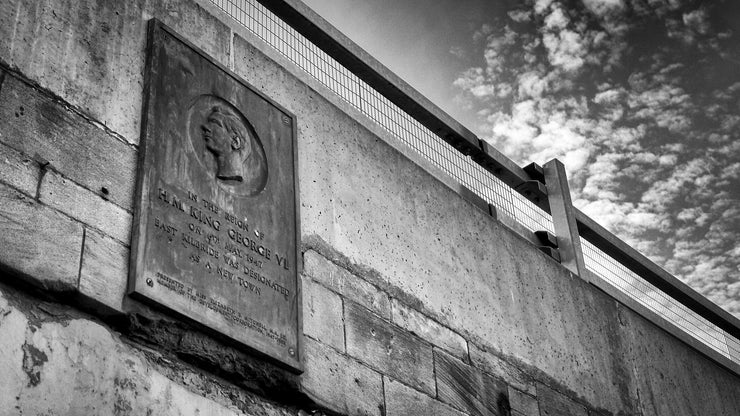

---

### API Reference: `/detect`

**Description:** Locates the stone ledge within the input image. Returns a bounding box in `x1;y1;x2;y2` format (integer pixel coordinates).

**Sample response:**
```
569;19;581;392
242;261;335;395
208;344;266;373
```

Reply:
120;311;306;406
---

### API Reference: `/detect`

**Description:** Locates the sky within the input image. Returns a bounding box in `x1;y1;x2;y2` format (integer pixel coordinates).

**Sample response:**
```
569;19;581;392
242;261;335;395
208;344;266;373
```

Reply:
302;0;740;318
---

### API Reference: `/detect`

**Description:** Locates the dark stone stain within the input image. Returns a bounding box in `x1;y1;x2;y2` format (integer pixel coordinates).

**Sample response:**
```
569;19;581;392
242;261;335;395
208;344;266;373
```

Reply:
113;396;133;416
113;375;137;415
114;376;137;391
436;350;509;416
36;99;76;138
21;342;48;387
497;393;511;416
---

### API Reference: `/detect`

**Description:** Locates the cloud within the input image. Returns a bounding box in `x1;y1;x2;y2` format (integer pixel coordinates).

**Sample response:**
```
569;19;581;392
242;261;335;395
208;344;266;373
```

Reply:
508;9;531;23
449;45;467;59
683;8;710;35
473;23;494;42
534;0;555;15
665;7;711;44
583;0;625;17
542;29;588;71
543;6;569;30
452;0;740;317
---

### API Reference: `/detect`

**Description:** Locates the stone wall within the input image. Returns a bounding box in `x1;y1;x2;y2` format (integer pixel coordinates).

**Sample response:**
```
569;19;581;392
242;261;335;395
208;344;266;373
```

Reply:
1;0;739;415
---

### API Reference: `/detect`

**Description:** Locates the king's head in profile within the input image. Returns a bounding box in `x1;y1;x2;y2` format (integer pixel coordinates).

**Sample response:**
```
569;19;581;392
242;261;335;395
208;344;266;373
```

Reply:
201;105;251;182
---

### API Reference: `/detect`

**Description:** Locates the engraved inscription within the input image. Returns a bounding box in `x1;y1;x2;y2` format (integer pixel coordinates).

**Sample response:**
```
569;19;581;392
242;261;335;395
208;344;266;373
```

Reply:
156;186;290;267
154;272;286;346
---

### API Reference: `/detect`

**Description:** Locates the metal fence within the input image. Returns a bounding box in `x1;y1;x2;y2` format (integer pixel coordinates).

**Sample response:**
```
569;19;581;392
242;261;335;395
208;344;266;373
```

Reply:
209;0;740;368
582;239;740;361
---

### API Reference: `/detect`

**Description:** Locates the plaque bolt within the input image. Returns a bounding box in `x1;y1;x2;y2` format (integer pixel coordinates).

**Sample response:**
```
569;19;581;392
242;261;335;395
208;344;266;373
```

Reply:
146;278;154;287
289;348;295;356
282;116;290;125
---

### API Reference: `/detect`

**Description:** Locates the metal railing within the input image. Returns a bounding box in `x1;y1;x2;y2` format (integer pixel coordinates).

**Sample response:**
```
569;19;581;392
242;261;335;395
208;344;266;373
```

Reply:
582;240;736;357
208;0;740;370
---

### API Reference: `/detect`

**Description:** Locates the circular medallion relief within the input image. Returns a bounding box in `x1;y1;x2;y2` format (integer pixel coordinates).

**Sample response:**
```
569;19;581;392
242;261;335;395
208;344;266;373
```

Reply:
186;95;268;196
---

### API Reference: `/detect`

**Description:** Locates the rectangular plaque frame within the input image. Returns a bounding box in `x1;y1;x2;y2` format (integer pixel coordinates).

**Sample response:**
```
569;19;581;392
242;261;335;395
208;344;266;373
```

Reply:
129;19;302;372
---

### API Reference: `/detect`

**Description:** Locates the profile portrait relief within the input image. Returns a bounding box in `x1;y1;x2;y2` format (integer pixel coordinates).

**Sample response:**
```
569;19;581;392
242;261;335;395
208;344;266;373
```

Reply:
202;105;250;182
186;95;268;197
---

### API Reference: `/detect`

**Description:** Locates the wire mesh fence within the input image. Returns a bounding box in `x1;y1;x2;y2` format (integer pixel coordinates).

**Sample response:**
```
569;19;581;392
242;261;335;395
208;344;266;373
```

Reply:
581;240;735;359
210;0;739;367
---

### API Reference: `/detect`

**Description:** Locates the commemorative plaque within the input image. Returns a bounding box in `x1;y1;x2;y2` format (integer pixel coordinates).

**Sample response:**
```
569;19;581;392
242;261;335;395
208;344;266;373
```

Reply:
129;20;301;371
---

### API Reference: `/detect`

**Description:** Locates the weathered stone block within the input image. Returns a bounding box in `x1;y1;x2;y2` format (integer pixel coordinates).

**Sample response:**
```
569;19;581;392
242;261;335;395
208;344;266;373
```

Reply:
391;298;467;360
304;250;391;319
344;301;435;395
0;74;137;210
508;386;539;416
39;170;132;244
469;342;536;396
536;384;587;416
0;0;147;144
435;349;509;416
384;378;466;416
302;277;345;351
0;140;39;197
78;228;129;313
0;182;82;291
301;336;384;416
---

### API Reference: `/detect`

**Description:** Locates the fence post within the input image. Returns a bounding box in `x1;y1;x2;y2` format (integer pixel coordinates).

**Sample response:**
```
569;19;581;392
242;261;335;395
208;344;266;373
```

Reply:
543;159;587;280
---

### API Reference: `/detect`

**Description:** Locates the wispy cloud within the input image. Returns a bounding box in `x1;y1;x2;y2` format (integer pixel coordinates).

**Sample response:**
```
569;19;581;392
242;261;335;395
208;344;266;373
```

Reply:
452;0;740;316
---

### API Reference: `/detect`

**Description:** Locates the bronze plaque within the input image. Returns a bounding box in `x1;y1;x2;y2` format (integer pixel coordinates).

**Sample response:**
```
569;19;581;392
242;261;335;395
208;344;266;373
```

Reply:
129;20;301;371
